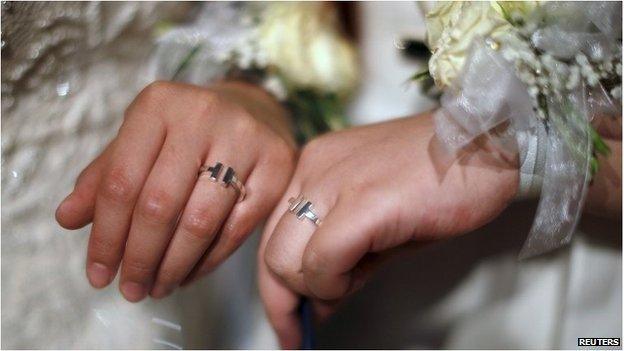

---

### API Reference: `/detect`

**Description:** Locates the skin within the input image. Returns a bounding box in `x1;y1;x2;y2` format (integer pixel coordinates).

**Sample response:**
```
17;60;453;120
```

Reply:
258;113;622;349
585;114;622;218
258;114;520;348
55;80;296;302
55;77;621;346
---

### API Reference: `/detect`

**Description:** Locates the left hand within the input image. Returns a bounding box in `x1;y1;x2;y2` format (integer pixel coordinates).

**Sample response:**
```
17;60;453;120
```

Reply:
258;113;519;348
56;80;296;302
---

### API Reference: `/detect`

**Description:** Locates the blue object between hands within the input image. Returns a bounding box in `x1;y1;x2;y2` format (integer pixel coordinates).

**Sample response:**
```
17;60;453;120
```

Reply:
298;297;316;349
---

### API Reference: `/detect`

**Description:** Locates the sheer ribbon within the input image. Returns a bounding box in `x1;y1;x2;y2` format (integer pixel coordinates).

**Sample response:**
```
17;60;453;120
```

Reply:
433;2;620;258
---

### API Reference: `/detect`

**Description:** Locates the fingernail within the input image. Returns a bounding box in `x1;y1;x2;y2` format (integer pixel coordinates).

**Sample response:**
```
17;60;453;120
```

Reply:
87;263;111;288
121;282;147;302
150;284;172;299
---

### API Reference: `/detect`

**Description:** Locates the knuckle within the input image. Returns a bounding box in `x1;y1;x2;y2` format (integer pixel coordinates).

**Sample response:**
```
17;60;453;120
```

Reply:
228;112;257;136
272;140;297;167
125;81;173;119
89;235;118;261
298;137;332;170
180;211;216;241
264;249;297;282
300;138;323;161
136;189;178;224
222;225;250;249
264;249;286;277
302;246;325;276
76;165;93;186
193;90;222;121
139;81;172;101
124;258;155;277
155;267;180;286
100;168;136;204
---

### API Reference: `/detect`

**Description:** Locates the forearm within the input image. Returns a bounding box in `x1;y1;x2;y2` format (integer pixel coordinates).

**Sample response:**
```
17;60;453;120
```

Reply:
585;138;621;219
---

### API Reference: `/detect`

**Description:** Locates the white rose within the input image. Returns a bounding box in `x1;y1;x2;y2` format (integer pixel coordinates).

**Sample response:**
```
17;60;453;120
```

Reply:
426;1;512;88
258;2;359;96
425;1;463;51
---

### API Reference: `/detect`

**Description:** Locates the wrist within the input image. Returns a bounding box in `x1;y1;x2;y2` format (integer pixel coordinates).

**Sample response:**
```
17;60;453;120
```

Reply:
209;80;296;147
458;129;521;205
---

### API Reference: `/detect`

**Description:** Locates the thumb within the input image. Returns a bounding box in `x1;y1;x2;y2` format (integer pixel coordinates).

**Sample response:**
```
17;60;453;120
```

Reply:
56;142;112;229
258;181;304;349
259;242;302;349
300;197;387;300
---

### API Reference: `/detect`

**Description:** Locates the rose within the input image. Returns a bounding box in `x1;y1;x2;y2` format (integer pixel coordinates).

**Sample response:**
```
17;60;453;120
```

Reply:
425;2;512;88
425;1;463;52
258;2;359;96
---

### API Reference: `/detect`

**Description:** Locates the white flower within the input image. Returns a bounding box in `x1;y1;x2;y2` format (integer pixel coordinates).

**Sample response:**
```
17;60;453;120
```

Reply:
425;1;463;52
258;2;359;96
426;1;512;88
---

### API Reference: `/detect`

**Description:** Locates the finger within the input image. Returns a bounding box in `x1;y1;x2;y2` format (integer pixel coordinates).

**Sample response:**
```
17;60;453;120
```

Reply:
150;150;255;298
259;254;302;349
264;187;335;295
258;180;304;349
182;152;294;283
312;298;340;324
301;198;384;300
119;134;204;302
56;142;114;229
86;116;166;289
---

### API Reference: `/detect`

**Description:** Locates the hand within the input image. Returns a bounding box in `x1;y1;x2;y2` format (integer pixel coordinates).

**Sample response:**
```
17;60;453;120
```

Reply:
257;114;519;348
56;80;296;302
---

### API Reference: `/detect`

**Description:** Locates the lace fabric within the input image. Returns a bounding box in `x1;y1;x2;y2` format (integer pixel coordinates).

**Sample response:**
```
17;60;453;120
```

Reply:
0;2;229;349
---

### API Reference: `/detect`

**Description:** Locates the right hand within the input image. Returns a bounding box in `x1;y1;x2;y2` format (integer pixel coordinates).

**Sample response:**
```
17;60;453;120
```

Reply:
56;80;296;302
257;114;519;348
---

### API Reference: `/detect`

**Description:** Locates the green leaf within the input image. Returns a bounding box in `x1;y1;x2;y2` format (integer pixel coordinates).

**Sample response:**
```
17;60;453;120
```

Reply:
286;89;350;144
496;2;514;24
589;126;611;176
172;45;201;81
590;156;599;176
410;70;431;82
591;127;611;156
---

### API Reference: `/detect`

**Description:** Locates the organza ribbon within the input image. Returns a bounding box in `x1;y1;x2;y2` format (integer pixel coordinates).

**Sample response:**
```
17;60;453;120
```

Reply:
433;2;620;258
531;2;622;61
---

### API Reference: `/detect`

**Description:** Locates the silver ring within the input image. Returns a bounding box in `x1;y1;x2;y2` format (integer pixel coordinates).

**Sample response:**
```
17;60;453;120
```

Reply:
199;162;246;202
288;195;322;226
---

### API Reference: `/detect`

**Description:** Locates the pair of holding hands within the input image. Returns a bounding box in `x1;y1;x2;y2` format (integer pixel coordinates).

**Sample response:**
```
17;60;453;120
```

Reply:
55;81;519;347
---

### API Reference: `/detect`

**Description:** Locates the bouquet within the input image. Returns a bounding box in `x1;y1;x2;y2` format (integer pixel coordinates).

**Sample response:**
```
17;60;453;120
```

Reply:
151;2;359;143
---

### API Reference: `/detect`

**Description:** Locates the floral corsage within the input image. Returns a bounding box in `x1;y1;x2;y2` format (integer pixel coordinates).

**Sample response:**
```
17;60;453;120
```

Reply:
421;1;621;257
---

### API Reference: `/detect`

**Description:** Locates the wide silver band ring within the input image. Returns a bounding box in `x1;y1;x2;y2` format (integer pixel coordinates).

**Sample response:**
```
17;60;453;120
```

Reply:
288;195;322;226
199;162;246;202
